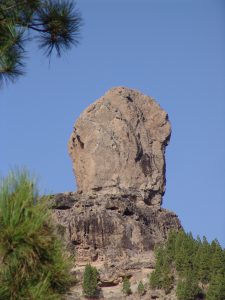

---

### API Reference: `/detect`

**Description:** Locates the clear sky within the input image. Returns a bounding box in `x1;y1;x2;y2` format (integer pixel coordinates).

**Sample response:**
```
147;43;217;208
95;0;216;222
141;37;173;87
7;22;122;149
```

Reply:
1;0;225;246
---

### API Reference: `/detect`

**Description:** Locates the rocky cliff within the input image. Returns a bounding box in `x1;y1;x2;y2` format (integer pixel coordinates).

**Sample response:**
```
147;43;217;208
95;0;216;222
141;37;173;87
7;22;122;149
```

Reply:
51;87;181;297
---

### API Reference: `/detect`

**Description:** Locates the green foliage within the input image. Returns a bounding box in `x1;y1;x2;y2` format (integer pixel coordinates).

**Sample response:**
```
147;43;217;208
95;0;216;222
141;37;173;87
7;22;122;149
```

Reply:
82;264;99;298
149;269;162;289
207;273;225;300
0;0;82;86
137;280;145;296
122;276;132;296
149;245;173;294
161;271;174;294
176;272;202;300
166;229;177;262
174;231;198;276
210;242;225;276
196;237;211;283
0;170;73;300
149;247;164;289
150;229;225;299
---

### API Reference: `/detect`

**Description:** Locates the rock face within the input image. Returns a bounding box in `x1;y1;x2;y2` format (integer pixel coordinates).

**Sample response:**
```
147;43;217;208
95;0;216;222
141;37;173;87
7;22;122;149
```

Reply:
68;87;171;207
52;87;181;288
53;192;180;266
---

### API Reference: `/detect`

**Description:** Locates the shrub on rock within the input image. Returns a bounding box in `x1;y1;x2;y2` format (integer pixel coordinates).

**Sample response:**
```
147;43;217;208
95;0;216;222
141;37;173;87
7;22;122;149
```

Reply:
137;280;145;296
122;276;132;296
82;264;99;298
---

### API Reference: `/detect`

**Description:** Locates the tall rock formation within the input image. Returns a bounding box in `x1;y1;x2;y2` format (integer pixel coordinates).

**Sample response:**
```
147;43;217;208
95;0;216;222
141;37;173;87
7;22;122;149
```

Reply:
68;87;170;208
52;87;181;287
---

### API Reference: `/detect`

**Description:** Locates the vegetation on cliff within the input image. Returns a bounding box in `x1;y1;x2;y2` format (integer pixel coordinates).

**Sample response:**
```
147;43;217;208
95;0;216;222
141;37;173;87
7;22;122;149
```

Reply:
137;280;145;296
82;264;99;298
0;171;73;299
150;230;225;300
122;276;132;296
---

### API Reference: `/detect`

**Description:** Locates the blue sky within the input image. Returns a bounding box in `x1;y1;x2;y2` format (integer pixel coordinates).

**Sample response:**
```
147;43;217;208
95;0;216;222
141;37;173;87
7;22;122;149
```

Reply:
1;0;225;246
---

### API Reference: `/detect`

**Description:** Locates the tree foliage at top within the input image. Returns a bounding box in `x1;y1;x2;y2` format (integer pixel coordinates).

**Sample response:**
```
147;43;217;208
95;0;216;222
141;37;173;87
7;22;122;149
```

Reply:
0;0;82;86
150;230;225;300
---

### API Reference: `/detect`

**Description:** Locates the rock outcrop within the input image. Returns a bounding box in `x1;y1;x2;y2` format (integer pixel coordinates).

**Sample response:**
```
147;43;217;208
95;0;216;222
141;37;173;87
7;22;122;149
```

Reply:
52;87;181;292
68;87;171;208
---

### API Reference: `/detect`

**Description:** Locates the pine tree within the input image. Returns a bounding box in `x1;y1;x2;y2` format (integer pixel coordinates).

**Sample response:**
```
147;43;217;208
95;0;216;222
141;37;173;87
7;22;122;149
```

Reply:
210;242;225;277
174;230;187;273
161;272;174;295
166;230;177;262
0;0;82;86
155;246;166;266
149;269;162;289
197;237;211;283
150;230;225;299
149;256;174;294
174;231;197;276
176;272;201;300
82;264;99;298
0;170;73;299
149;246;164;289
207;273;225;300
122;276;132;296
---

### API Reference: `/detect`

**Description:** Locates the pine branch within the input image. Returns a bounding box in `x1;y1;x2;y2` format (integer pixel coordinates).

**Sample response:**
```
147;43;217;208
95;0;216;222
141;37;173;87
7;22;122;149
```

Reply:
2;1;25;12
27;25;47;32
0;0;82;87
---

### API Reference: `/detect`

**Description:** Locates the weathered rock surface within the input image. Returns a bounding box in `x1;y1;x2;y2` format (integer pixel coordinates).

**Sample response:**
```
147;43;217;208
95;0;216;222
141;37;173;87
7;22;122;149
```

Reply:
68;87;171;207
51;87;181;298
52;192;180;266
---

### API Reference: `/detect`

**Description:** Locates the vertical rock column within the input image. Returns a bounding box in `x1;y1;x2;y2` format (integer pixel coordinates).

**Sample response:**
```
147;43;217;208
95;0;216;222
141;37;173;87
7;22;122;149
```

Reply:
68;86;171;207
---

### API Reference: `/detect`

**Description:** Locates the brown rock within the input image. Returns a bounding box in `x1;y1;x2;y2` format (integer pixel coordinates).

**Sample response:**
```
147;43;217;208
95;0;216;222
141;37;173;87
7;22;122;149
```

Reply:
68;87;171;207
52;192;181;265
51;87;181;293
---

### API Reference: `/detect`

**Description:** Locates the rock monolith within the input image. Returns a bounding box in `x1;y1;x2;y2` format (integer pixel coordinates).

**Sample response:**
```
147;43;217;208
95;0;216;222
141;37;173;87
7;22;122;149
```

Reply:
52;87;181;289
68;87;171;207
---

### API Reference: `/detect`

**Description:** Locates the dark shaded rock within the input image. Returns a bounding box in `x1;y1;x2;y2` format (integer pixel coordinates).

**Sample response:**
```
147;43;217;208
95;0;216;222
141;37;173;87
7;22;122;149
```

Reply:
52;192;181;266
